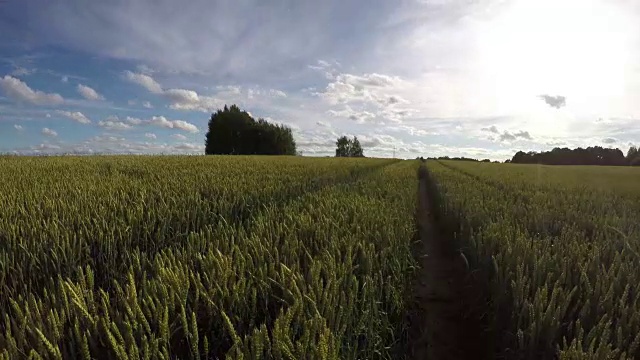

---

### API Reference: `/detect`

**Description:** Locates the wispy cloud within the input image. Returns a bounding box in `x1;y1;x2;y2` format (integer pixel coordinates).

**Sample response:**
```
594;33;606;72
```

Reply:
10;67;36;77
171;134;187;140
24;0;399;78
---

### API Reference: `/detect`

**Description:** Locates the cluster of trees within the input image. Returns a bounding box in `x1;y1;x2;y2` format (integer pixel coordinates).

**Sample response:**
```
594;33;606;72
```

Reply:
509;146;640;166
204;105;372;158
205;105;297;155
628;146;640;166
335;136;364;157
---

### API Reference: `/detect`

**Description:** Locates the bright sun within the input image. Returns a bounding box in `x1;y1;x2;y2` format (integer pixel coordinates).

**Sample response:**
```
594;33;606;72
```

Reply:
476;0;635;128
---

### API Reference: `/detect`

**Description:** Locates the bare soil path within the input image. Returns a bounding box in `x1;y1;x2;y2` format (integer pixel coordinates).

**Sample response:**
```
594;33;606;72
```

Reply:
408;163;491;360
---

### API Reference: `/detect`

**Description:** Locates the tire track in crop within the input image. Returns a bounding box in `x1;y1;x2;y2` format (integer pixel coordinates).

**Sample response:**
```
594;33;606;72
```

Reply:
409;161;491;360
87;160;401;291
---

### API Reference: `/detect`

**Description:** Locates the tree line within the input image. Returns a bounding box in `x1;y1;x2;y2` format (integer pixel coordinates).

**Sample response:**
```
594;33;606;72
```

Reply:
509;146;640;166
424;146;640;166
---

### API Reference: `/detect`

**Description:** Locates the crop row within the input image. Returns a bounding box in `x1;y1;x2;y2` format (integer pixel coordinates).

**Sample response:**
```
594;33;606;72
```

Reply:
426;160;640;359
0;156;418;359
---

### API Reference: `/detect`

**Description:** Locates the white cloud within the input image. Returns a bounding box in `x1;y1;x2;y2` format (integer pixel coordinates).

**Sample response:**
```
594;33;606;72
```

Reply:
124;115;199;133
498;130;533;142
56;110;92;124
327;106;377;123
163;88;221;112
270;89;287;98
124;116;143;125
61;76;68;83
123;71;287;113
479;125;533;142
12;1;640;159
0;76;64;105
538;95;566;109
142;101;153;108
481;125;499;134
14;124;23;131
136;64;155;74
123;71;220;112
318;73;407;105
77;84;104;101
148;116;199;133
145;133;157;139
171;134;187;140
32;143;61;150
14;135;204;155
513;130;532;140
128;99;137;106
316;72;414;125
98;117;133;131
383;125;432;137
173;143;202;151
45;113;51;118
295;129;339;152
42;127;58;137
123;70;163;93
308;59;340;79
245;88;287;98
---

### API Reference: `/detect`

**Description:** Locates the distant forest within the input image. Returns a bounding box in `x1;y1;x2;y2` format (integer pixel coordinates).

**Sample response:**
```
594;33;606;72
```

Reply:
428;145;640;166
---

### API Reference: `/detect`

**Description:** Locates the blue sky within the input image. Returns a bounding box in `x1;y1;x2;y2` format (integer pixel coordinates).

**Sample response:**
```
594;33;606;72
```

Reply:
1;0;640;159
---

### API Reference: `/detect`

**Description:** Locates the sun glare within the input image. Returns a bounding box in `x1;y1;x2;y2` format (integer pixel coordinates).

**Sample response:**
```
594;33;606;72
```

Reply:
476;0;634;131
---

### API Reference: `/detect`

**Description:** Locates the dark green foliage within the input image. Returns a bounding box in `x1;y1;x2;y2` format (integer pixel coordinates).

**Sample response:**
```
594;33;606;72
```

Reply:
510;146;628;165
205;105;296;155
335;136;364;157
628;146;640;166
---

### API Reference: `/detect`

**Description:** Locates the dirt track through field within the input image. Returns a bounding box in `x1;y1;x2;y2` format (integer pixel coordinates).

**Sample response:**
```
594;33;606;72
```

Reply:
408;162;491;360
